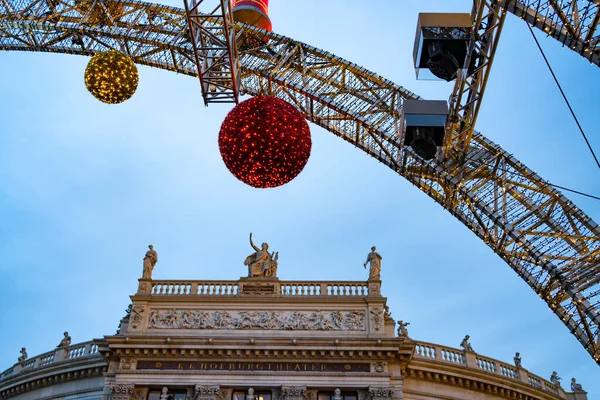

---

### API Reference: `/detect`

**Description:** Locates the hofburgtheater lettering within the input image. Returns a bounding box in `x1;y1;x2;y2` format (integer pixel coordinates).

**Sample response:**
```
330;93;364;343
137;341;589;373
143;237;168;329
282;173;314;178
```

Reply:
136;361;370;372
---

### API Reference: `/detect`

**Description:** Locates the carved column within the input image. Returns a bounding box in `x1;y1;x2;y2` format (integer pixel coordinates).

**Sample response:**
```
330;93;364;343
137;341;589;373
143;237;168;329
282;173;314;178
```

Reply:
279;386;307;400
368;387;395;400
194;385;221;400
110;383;135;400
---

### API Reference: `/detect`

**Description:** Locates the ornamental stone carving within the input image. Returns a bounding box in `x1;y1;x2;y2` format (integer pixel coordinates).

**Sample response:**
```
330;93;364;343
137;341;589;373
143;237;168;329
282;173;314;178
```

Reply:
130;305;145;329
119;358;136;371
372;362;387;373
218;389;233;400
147;309;366;331
194;385;221;400
368;387;395;400
132;388;149;400
369;283;381;296
110;384;135;400
370;308;384;332
279;386;306;400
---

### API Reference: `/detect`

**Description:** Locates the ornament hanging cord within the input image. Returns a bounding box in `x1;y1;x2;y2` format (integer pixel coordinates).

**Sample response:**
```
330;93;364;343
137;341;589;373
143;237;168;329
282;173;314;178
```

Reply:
527;23;600;170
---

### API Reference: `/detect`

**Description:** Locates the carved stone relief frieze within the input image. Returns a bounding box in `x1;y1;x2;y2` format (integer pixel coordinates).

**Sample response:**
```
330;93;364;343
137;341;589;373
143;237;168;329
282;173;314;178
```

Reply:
130;305;146;329
147;310;366;331
369;308;383;332
194;385;220;400
110;383;135;400
278;386;307;400
368;387;395;400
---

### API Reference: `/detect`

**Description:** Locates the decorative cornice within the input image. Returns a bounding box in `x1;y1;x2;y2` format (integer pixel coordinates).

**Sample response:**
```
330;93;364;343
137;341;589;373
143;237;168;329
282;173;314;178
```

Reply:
4;387;102;400
406;367;562;400
0;365;107;400
110;346;403;362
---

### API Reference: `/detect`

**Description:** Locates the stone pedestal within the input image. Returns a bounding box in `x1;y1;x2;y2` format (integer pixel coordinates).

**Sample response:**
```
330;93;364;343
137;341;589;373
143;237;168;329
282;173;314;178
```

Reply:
238;277;280;295
567;391;588;400
137;279;151;295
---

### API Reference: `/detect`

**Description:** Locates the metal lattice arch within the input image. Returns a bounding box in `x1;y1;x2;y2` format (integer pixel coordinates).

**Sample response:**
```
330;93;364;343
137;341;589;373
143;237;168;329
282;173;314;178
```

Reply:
1;0;599;365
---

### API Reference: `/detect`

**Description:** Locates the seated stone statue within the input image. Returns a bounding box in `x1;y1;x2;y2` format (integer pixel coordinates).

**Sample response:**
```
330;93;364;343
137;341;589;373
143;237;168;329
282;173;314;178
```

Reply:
244;233;278;278
18;348;27;363
57;332;71;348
571;378;584;392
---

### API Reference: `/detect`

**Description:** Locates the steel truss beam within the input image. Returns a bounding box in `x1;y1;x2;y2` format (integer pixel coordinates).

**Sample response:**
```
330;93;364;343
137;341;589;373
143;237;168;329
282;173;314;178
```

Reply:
500;0;600;66
184;0;239;104
0;0;599;365
445;0;507;159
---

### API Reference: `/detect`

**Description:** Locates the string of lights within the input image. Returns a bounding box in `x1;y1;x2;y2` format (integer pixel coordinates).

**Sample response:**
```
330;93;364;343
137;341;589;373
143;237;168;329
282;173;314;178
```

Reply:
527;23;600;170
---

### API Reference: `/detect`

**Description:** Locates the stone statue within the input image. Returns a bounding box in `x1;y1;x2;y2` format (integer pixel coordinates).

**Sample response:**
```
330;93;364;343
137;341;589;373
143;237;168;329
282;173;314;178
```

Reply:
397;320;410;337
514;352;521;368
18;348;27;363
57;332;71;348
384;305;394;323
460;335;474;352
550;371;561;386
244;233;278;278
142;245;158;279
363;246;382;280
333;389;342;400
570;378;584;392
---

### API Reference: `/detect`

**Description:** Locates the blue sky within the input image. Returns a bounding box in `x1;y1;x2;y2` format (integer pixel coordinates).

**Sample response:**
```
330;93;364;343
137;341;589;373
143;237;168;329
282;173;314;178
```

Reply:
1;0;599;397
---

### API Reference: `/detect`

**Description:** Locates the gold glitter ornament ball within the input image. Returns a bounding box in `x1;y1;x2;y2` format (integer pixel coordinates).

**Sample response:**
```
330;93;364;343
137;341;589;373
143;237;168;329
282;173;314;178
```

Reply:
84;50;139;104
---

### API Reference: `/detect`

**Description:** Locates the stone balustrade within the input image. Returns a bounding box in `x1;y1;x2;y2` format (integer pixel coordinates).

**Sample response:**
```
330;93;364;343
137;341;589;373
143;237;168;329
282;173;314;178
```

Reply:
414;341;565;398
0;341;101;383
148;280;374;297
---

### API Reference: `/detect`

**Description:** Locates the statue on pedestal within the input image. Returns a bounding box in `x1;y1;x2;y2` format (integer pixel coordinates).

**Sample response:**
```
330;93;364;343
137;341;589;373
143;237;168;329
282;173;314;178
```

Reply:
244;233;278;278
57;332;71;348
363;246;382;280
142;245;158;279
18;348;27;363
460;335;474;352
550;371;561;386
571;378;584;392
397;320;410;337
514;352;522;368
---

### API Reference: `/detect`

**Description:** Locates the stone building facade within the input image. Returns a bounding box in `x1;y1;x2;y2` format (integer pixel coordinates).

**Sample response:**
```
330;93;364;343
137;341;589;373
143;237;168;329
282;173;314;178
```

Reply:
0;272;589;400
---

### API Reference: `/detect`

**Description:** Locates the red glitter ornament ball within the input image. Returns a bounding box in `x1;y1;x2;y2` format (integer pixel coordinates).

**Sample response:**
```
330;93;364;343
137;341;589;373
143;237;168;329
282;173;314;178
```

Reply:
219;96;312;188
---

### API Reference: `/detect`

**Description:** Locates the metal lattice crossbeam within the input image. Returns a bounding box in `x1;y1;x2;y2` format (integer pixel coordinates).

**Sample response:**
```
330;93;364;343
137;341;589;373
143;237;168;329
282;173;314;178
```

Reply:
183;0;240;104
0;0;599;365
499;0;600;66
